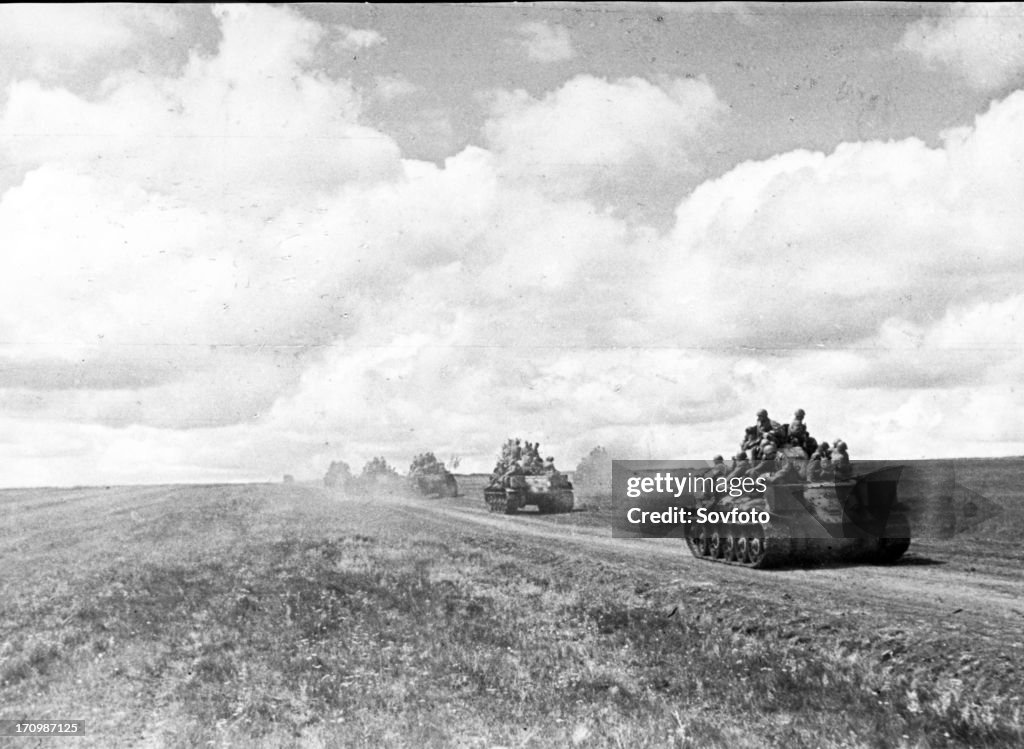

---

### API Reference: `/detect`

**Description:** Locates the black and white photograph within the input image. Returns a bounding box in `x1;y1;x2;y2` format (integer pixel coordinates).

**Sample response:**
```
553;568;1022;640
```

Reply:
1;3;1022;747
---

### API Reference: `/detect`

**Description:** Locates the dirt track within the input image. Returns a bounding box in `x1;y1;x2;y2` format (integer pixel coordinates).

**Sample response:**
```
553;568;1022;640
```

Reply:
388;490;1024;647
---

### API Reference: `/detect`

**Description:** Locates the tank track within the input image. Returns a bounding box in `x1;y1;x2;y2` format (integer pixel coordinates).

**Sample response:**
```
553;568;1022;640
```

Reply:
536;490;575;514
484;488;518;515
684;515;911;569
484;488;574;515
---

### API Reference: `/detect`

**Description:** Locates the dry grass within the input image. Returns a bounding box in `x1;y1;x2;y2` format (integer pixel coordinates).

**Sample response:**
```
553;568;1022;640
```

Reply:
0;482;1021;747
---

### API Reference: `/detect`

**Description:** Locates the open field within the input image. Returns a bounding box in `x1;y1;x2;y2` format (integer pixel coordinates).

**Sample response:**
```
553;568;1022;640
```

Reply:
1;464;1023;747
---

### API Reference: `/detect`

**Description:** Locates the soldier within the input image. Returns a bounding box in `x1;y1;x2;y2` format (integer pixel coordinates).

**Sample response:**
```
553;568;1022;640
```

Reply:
501;459;525;487
805;450;824;481
748;443;778;479
832;441;852;480
512;439;523;461
818;443;834;480
709;455;729;479
542;456;559;476
757;409;788;444
788;409;807;447
726;451;750;481
803;434;819;460
751;433;775;461
767;449;801;484
742;425;760;451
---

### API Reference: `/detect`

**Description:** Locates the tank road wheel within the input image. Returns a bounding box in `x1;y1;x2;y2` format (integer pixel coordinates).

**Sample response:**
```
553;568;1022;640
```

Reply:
746;535;768;567
722;531;737;563
736;535;750;565
553;491;575;513
688;527;709;557
709;529;723;559
485;490;510;514
875;513;910;563
503;492;519;515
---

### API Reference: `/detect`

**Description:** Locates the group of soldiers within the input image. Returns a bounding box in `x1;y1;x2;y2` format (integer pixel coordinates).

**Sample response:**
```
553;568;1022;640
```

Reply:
708;408;853;484
489;438;560;485
408;451;449;478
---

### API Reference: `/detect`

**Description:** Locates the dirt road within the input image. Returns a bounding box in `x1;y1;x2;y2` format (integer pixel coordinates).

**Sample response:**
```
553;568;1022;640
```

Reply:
391;490;1024;646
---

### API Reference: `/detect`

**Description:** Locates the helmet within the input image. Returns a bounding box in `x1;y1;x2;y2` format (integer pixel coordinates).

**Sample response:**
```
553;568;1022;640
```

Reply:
762;444;777;457
735;452;747;461
713;454;724;463
757;409;768;417
795;408;805;418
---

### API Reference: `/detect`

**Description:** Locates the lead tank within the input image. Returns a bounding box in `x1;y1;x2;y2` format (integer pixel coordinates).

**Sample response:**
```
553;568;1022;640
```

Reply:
683;447;913;568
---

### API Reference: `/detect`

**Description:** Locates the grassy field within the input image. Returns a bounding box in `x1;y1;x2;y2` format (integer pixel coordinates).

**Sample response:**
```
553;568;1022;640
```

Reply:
1;479;1022;747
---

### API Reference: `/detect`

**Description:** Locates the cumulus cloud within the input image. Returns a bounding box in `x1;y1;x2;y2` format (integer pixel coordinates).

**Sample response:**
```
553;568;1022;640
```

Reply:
373;74;420;101
256;90;1024;469
516;21;575;63
660;92;1024;353
0;5;405;441
483;75;724;197
1;5;401;211
900;3;1024;90
333;24;386;52
0;5;180;78
4;5;1024;485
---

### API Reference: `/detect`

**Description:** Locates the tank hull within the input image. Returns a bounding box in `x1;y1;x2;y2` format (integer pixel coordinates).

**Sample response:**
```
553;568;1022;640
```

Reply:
683;466;911;568
411;472;459;498
484;475;575;514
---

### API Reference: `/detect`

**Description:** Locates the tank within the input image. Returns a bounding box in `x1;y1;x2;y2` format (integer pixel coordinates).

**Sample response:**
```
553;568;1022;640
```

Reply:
484;439;575;514
683;447;912;568
411;471;459;498
408;452;459;498
485;473;575;514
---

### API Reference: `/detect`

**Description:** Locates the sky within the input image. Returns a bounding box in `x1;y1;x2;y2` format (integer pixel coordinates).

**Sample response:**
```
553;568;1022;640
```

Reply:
1;2;1024;486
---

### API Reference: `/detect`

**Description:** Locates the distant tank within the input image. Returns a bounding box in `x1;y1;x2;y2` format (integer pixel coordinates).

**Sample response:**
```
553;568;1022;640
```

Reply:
683;446;913;568
484;438;574;514
411;471;459;498
408;452;459;498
